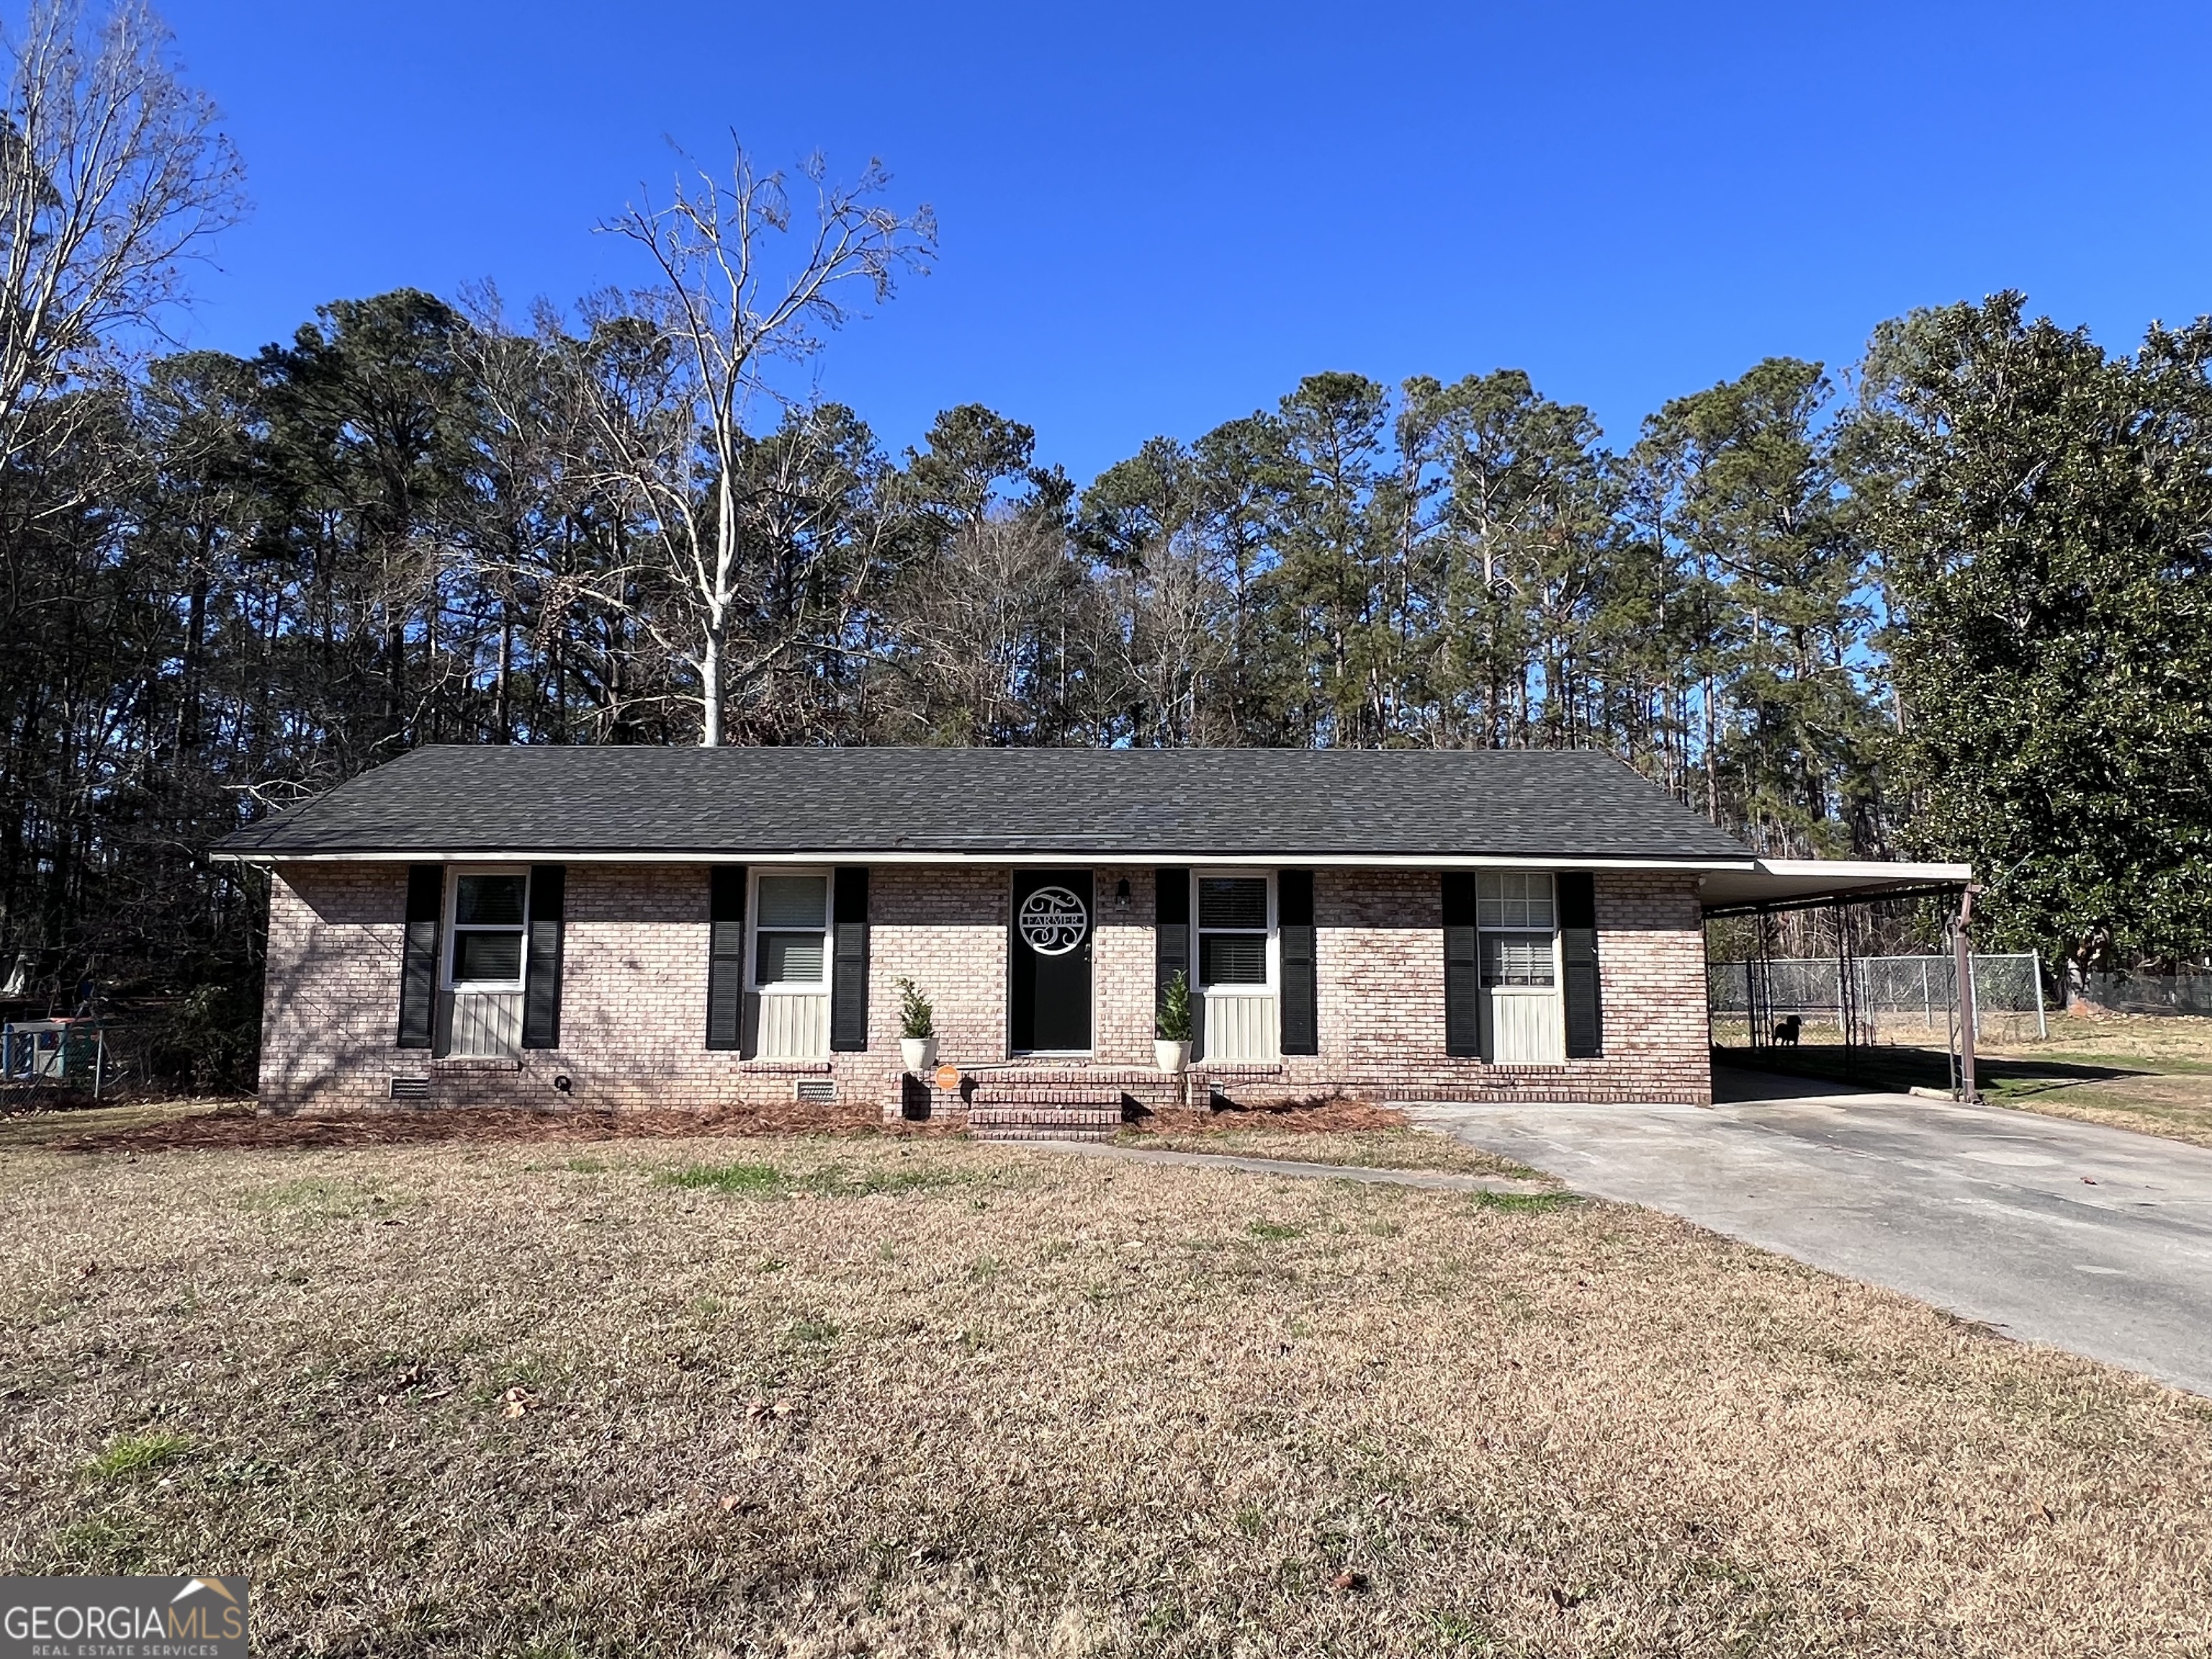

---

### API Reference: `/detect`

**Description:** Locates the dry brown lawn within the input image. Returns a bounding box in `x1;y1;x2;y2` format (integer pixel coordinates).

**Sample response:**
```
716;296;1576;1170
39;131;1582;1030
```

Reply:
1993;1070;2212;1151
1981;1013;2212;1150
2;1133;2208;1657
2002;1012;2212;1069
1119;1125;1542;1181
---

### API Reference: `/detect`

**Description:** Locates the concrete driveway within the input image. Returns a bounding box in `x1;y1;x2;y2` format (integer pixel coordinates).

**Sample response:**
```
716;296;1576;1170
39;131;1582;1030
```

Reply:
1411;1071;2212;1397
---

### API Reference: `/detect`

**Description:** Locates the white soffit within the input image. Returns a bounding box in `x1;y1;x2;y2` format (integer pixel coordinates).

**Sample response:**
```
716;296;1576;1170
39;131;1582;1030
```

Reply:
1697;858;1972;912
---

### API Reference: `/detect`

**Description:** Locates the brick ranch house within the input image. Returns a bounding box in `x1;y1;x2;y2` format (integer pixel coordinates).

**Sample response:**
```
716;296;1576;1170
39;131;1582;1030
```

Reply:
214;747;1967;1136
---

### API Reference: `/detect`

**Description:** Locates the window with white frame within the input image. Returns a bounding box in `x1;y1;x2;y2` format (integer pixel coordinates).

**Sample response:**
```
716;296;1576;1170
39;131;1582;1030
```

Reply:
752;871;830;990
448;870;529;989
1197;874;1271;989
1477;871;1555;988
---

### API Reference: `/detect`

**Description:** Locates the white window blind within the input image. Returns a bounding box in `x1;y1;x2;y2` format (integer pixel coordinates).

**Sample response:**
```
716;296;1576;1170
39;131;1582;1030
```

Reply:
1481;932;1556;988
1197;876;1269;987
755;874;829;988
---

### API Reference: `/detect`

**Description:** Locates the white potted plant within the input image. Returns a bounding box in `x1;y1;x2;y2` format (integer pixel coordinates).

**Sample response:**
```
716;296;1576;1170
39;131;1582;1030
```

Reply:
896;976;938;1076
1155;970;1192;1073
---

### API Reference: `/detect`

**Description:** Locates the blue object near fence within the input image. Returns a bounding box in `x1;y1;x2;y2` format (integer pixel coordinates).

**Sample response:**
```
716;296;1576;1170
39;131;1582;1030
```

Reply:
1;1018;101;1082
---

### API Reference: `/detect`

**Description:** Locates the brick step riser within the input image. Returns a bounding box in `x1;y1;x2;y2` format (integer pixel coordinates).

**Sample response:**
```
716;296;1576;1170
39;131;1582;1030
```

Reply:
966;1109;1123;1129
968;1089;1128;1107
969;1126;1120;1143
968;1079;1265;1092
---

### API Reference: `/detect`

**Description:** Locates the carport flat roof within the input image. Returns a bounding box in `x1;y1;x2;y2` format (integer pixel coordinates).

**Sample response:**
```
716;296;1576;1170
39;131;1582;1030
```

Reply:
1699;858;1972;915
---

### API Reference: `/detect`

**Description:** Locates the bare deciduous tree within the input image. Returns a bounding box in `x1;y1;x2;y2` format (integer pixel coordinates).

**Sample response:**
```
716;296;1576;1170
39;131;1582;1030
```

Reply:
0;0;243;470
592;142;933;744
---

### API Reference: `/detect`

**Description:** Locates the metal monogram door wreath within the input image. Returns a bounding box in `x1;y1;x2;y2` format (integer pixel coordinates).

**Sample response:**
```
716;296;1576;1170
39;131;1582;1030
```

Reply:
1018;886;1090;956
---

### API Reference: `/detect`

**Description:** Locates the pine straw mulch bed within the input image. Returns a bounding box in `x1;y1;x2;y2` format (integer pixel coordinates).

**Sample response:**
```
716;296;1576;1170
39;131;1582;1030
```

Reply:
19;1092;1416;1157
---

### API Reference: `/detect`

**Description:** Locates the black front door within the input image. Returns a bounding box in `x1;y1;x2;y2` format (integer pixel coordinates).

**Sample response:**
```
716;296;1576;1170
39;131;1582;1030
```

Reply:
1010;869;1093;1052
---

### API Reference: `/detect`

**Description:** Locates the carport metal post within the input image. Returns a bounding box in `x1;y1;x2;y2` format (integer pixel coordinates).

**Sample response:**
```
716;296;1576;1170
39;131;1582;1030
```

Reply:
1954;887;1979;1103
1833;898;1861;1075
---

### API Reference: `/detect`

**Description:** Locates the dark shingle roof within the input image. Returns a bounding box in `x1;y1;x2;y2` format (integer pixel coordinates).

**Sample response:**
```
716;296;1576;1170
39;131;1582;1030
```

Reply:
213;745;1755;862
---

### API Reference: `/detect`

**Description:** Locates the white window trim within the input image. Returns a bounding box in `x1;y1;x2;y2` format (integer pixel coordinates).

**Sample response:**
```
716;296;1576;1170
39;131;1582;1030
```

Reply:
444;866;529;992
1192;868;1277;997
1475;871;1563;992
748;866;834;997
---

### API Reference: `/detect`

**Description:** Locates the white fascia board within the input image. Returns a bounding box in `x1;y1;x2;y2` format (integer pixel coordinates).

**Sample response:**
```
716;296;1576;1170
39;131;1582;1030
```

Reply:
217;848;1760;873
1751;858;1972;882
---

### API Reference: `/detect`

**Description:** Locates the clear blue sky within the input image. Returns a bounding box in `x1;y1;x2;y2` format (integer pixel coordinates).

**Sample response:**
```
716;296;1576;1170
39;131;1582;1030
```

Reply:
159;0;2212;483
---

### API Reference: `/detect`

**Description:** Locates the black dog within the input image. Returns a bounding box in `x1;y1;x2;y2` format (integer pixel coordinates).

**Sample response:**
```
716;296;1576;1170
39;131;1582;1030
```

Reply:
1772;1015;1802;1046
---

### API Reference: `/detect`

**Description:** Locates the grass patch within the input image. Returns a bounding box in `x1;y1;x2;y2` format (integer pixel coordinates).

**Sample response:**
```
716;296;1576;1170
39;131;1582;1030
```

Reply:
661;1159;783;1194
660;1159;985;1198
81;1431;195;1481
1469;1190;1580;1215
1120;1126;1543;1181
2;1133;2207;1652
52;1516;145;1571
803;1162;979;1197
240;1174;393;1218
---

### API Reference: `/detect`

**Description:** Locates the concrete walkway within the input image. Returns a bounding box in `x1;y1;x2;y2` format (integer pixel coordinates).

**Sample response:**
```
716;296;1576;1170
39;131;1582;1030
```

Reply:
1017;1138;1552;1195
1410;1073;2212;1397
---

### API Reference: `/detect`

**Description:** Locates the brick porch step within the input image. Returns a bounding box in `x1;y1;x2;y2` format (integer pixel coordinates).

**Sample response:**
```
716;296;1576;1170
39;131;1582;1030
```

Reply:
966;1065;1134;1100
968;1084;1129;1105
966;1101;1124;1143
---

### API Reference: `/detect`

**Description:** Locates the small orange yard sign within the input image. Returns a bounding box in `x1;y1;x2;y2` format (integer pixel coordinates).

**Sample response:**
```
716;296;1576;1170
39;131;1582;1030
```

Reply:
933;1064;961;1092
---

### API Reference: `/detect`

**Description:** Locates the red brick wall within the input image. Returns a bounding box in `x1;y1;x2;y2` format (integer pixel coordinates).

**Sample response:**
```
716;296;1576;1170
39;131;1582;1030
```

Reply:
260;863;412;1111
256;861;1710;1113
1091;865;1156;1067
1287;868;1710;1103
867;864;1008;1066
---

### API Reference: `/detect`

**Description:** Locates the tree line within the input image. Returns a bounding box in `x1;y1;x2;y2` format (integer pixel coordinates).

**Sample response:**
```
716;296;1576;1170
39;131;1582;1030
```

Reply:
4;1;2210;1084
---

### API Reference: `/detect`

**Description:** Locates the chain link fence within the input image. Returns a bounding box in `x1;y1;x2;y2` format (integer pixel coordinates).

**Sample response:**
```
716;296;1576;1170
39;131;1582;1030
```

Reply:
1707;953;2047;1045
2077;973;2212;1017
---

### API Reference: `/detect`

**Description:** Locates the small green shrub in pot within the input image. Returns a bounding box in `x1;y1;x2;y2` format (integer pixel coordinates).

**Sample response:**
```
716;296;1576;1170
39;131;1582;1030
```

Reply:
895;977;938;1076
1156;971;1192;1043
1156;970;1193;1071
895;977;935;1040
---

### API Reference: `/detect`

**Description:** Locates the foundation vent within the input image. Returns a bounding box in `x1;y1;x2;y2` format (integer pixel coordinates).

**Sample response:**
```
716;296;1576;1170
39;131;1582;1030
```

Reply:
388;1074;431;1102
793;1079;838;1105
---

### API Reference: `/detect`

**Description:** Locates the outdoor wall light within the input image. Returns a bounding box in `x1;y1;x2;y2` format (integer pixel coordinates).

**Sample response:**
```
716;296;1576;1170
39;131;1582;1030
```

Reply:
1114;878;1132;911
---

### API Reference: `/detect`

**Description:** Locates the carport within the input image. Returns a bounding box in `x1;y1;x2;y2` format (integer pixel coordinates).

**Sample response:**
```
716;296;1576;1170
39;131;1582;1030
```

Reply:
1698;856;1977;1094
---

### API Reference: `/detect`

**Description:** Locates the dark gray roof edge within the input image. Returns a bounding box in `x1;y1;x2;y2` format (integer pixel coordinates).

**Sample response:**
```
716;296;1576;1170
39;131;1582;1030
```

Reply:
217;844;1758;864
211;743;1756;861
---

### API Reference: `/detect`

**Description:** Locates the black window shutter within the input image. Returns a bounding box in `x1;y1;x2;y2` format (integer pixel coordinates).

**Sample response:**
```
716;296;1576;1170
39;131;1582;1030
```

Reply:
831;866;870;1052
1442;872;1481;1058
521;865;565;1049
1278;868;1318;1055
706;866;747;1051
397;864;442;1049
1559;871;1603;1058
1154;866;1190;1036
